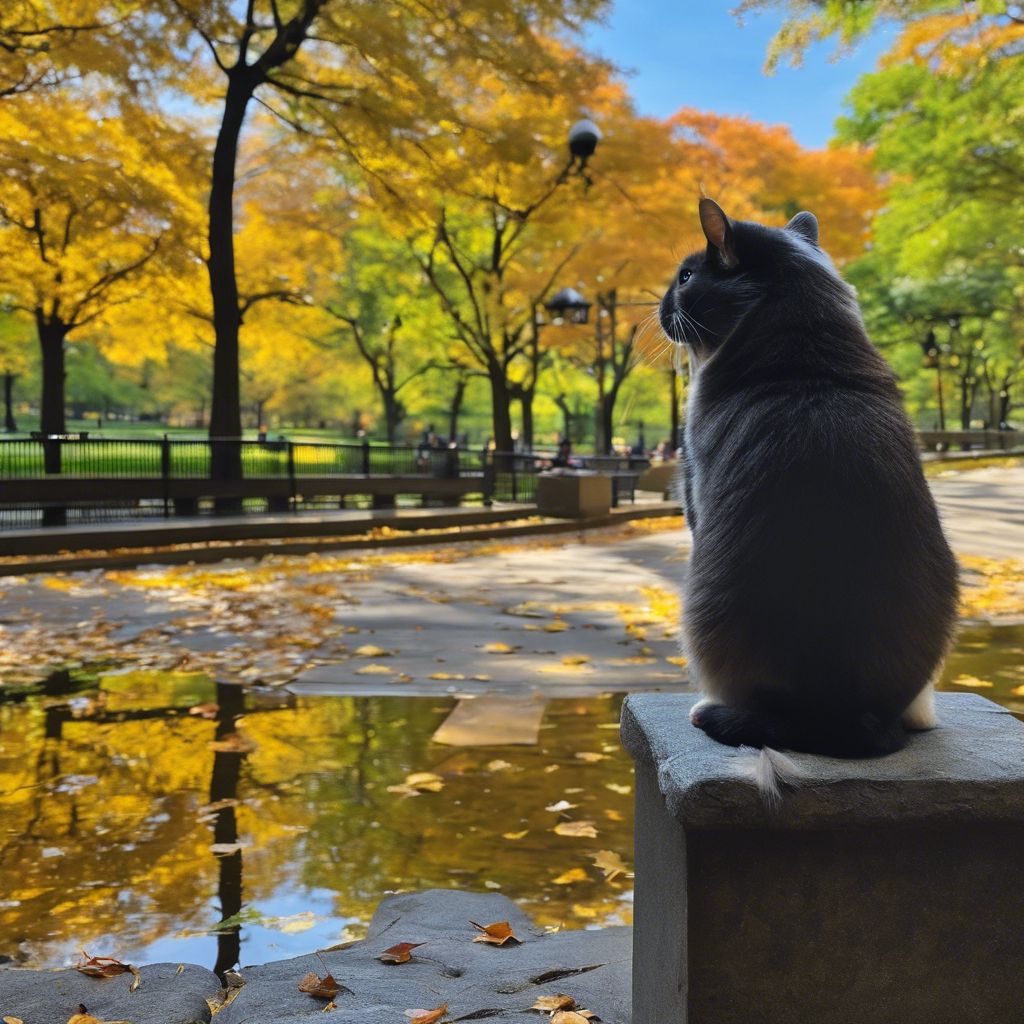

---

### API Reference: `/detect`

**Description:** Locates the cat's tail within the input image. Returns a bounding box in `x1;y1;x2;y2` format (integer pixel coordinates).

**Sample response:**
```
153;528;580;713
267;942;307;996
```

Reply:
735;747;802;809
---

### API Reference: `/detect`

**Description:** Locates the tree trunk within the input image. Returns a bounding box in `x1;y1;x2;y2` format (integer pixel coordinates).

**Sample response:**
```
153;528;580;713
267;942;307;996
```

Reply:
519;388;534;452
207;71;254;490
36;316;69;524
3;372;16;433
383;391;403;444
448;378;467;443
598;393;615;455
489;369;514;459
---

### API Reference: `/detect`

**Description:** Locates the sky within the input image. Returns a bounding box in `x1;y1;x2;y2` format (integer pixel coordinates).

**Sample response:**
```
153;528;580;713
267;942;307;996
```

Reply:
584;1;896;149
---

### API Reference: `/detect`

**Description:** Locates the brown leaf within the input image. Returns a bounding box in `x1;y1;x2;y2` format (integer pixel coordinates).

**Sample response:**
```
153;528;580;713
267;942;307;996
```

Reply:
551;1013;595;1023
377;941;424;964
4;1016;25;1024
188;702;219;718
470;919;520;946
74;951;134;979
297;970;341;1000
404;1003;448;1024
532;994;576;1012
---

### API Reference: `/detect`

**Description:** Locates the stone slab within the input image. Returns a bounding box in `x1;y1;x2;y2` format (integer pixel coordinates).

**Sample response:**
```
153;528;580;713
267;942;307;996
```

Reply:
0;962;221;1024
217;889;630;1024
621;691;1024;829
431;694;548;745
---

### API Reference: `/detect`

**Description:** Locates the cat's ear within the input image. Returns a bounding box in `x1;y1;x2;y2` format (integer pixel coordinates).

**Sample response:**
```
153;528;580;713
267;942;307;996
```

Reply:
699;198;737;269
786;211;819;245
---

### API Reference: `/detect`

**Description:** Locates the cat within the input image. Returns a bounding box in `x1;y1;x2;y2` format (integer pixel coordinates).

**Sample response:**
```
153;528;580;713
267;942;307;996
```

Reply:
661;198;958;778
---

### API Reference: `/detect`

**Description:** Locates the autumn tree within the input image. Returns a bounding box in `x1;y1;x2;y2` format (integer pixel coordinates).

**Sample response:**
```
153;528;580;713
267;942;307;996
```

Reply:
0;310;33;431
151;0;609;479
0;93;194;474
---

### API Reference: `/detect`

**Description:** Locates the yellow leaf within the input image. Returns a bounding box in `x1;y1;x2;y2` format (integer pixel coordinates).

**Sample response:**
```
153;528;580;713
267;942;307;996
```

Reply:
590;849;631;881
503;830;529;840
561;654;590;666
953;674;994;688
405;772;445;792
484;642;517;654
354;644;391;657
574;752;608;763
355;663;393;675
543;620;569;632
554;820;598;838
605;783;631;795
553;867;588;884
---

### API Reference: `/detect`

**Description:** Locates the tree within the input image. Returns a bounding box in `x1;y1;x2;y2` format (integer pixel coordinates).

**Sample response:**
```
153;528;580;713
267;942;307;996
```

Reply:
0;310;33;431
735;0;1024;70
0;93;194;470
153;0;609;479
834;11;1024;428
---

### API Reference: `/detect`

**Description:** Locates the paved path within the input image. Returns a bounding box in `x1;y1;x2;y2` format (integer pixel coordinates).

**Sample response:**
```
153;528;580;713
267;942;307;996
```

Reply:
0;466;1019;699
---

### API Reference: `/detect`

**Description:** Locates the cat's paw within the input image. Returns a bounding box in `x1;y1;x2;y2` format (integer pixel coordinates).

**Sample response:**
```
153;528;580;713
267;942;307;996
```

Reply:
689;697;719;727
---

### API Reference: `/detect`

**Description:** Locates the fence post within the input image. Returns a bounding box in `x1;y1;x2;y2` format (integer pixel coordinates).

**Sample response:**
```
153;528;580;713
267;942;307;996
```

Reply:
362;437;371;476
511;454;518;503
287;441;296;512
161;434;171;518
481;447;494;507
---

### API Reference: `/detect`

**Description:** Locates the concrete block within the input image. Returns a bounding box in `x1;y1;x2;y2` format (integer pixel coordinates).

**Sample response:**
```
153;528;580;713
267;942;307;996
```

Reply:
621;691;1024;1024
537;472;612;519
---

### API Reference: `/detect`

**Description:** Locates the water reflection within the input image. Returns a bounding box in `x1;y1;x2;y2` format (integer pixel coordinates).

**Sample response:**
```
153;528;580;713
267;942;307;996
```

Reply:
0;623;1020;972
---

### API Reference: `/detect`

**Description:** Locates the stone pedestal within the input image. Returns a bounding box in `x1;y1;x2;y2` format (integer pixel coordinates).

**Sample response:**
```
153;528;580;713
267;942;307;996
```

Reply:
537;471;611;519
621;692;1024;1024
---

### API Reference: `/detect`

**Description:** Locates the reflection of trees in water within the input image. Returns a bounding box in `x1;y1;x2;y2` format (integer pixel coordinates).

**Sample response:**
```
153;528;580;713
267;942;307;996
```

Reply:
210;681;245;978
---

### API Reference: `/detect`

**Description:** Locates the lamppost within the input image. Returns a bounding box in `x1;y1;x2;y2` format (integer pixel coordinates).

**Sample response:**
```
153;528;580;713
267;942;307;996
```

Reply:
921;328;946;432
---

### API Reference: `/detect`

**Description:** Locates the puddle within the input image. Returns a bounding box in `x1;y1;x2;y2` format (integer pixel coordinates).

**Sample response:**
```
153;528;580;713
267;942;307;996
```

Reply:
1;624;1020;972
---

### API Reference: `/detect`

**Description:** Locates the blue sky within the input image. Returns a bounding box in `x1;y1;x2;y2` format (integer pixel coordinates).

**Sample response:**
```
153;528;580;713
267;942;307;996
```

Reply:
584;1;896;149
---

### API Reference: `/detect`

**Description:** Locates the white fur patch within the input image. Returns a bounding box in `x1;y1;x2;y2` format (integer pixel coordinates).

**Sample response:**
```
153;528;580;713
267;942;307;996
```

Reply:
902;680;938;731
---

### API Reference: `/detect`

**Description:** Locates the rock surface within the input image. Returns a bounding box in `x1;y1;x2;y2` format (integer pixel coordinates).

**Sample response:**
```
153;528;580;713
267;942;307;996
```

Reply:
0;892;631;1024
0;962;222;1024
218;890;631;1024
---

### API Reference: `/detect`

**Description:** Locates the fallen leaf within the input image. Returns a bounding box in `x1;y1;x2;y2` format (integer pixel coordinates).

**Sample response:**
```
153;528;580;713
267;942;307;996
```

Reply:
472;673;492;681
545;800;577;812
210;842;246;856
355;663;393;675
666;655;688;666
590;850;630;881
561;654;590;666
209;732;256;754
74;951;134;979
552;1012;595;1023
67;1013;101;1024
377;942;424;964
188;702;219;718
1013;684;1024;697
503;829;529;840
554;821;598;838
470;920;520;946
604;783;631;795
298;970;341;1000
543;620;569;632
4;1016;25;1024
428;672;466;680
354;644;391;657
953;674;994;688
483;642;518;654
405;772;444;791
607;656;657;666
574;752;608;763
404;1003;449;1023
553;867;588;885
532;994;576;1011
487;759;513;772
604;809;624;822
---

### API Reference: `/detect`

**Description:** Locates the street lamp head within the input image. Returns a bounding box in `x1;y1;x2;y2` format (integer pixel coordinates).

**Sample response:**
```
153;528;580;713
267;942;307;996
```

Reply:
546;287;591;325
568;118;601;163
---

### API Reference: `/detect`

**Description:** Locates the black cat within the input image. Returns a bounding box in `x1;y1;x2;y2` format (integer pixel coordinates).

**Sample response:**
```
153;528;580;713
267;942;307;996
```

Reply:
661;198;958;767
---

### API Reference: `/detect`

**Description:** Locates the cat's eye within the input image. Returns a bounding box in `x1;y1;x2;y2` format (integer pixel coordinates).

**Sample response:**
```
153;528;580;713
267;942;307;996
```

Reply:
678;268;692;284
